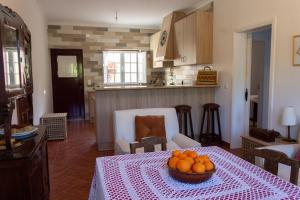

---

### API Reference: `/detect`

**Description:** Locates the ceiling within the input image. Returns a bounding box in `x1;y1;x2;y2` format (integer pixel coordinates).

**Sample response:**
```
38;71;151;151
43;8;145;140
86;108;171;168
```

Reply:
38;0;207;28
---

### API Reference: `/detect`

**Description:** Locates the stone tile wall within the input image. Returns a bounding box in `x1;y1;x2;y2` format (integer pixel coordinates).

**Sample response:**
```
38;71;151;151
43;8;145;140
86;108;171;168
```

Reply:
48;25;157;118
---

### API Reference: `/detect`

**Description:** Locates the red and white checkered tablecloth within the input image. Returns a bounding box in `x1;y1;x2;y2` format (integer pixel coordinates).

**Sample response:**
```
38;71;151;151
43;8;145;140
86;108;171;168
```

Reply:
88;146;300;200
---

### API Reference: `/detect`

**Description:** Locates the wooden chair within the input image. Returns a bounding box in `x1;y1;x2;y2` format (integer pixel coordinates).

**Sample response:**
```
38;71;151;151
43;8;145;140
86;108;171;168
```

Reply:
130;136;167;154
250;148;300;185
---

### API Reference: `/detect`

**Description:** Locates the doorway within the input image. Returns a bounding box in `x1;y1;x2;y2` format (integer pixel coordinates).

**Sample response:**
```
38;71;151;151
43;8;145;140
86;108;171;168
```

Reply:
249;28;271;129
50;49;85;119
231;19;276;148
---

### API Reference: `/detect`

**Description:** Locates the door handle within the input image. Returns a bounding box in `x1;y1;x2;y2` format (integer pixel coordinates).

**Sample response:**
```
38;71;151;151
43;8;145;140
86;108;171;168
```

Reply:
245;88;248;102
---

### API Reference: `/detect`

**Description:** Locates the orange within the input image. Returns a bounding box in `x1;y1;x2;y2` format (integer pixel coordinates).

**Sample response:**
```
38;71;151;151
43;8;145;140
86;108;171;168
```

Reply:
196;155;210;162
172;150;181;157
176;160;191;173
187;170;193;174
185;157;195;165
178;154;187;160
189;151;198;159
183;150;192;156
195;156;205;163
192;163;206;173
168;157;179;170
204;161;214;171
202;155;210;161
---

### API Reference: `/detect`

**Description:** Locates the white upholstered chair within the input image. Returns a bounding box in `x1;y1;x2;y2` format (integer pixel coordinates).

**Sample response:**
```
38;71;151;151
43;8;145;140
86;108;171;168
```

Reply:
113;108;201;154
254;144;300;185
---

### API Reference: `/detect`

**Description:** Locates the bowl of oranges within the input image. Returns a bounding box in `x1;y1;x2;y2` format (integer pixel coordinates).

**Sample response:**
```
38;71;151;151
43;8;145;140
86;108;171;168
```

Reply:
167;150;216;183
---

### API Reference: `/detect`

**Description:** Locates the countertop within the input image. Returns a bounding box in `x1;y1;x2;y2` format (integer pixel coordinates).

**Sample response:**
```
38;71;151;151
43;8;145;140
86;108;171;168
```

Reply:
94;84;218;91
0;126;46;161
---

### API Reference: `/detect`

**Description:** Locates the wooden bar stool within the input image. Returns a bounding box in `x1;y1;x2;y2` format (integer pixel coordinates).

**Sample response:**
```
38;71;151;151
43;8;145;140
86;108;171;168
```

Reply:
199;103;222;145
175;105;195;139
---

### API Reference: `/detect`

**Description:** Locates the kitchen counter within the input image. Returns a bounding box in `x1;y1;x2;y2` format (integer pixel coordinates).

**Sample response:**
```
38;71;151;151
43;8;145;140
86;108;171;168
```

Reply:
94;84;216;151
94;84;218;91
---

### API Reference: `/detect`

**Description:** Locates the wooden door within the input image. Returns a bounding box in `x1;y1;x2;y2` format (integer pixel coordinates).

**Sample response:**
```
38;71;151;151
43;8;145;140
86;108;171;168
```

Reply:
174;18;184;66
183;13;197;65
50;49;85;119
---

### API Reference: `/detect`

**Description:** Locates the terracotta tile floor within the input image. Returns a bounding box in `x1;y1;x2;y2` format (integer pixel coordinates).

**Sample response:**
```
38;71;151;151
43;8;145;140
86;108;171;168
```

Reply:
48;120;242;200
48;121;113;200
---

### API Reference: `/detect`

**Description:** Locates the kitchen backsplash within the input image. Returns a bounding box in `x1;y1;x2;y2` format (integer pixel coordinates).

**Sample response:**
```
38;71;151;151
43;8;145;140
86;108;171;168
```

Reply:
164;65;213;85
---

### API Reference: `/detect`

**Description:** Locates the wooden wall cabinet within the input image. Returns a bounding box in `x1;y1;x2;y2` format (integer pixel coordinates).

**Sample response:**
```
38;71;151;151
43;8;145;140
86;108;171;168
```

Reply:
174;11;213;66
0;127;49;200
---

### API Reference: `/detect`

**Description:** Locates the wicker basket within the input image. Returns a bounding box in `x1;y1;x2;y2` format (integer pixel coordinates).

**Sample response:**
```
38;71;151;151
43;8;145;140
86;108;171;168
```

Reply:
196;66;217;85
40;113;67;140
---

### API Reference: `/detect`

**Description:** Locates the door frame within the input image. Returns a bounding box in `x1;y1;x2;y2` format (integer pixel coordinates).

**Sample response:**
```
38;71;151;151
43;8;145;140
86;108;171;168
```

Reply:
50;48;85;119
231;17;277;148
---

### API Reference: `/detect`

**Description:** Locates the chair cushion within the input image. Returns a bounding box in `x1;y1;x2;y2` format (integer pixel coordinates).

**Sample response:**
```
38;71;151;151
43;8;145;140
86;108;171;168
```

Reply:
166;140;181;150
114;108;180;143
135;115;166;141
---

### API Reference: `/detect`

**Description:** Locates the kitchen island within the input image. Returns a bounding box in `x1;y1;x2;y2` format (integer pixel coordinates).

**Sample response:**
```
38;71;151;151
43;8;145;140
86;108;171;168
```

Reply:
94;85;217;151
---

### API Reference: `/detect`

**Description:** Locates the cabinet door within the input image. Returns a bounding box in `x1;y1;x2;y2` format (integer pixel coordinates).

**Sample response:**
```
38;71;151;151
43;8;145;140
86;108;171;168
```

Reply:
30;145;44;200
173;19;184;66
41;141;50;200
150;31;161;68
196;12;213;64
183;13;197;65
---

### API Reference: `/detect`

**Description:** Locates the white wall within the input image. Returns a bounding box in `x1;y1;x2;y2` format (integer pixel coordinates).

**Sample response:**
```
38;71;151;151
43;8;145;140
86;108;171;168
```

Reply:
1;0;53;124
214;0;300;147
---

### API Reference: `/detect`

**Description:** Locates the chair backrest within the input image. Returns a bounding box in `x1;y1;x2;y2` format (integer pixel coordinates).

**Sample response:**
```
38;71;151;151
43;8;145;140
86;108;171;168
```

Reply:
251;148;300;185
114;108;179;143
130;136;167;154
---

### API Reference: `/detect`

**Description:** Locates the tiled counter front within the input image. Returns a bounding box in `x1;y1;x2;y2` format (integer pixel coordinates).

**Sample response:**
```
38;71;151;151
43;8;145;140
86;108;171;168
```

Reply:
48;25;157;118
95;86;216;151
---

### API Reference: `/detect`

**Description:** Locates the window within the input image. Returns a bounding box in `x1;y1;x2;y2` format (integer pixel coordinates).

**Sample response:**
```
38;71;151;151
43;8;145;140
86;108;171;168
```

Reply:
103;51;147;84
57;56;78;78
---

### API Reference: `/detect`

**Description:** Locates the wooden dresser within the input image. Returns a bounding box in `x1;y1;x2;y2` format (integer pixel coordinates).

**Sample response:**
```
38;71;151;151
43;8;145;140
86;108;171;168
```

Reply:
0;127;49;200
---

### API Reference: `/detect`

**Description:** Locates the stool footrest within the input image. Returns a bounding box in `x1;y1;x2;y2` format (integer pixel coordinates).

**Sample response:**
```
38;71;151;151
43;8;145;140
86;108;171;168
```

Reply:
200;133;220;138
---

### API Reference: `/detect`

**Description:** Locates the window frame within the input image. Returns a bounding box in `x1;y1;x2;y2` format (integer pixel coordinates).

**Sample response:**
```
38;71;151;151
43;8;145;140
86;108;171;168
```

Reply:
103;50;147;85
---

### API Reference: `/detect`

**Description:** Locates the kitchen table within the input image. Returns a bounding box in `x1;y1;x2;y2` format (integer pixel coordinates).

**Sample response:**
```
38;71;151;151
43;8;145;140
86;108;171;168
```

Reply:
88;146;300;200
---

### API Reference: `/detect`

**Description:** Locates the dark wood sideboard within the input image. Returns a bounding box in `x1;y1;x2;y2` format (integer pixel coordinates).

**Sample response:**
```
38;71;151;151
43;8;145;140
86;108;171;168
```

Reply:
0;126;49;200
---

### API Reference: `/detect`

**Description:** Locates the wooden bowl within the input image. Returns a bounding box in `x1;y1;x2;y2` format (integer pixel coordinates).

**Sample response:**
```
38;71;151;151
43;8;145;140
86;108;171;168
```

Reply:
168;163;216;183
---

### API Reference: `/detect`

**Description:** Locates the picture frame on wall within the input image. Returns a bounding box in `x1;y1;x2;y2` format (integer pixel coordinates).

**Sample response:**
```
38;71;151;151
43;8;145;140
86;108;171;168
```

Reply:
293;35;300;66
